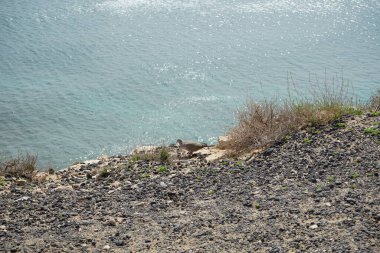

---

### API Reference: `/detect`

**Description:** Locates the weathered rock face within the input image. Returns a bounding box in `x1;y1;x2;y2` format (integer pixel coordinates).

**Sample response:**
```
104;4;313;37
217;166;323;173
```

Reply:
0;114;379;252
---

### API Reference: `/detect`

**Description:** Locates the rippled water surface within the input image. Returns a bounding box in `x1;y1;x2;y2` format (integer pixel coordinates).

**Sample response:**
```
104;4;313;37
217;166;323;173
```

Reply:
1;0;379;168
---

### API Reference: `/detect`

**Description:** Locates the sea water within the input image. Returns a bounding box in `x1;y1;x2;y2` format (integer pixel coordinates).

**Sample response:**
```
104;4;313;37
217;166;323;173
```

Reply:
1;0;379;168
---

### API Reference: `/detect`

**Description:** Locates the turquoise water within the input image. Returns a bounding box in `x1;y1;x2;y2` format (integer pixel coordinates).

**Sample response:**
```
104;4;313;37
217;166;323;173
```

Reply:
1;0;379;168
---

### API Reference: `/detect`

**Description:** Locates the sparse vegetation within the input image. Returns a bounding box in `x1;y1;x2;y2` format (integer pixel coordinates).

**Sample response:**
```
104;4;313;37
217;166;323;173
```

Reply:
335;122;346;128
131;148;171;163
156;165;168;173
344;107;363;116
351;172;360;179
99;167;110;178
159;148;170;162
140;172;151;179
0;153;38;180
327;175;335;183
219;79;360;154
0;176;6;187
218;80;380;155
368;111;380;117
303;138;312;143
364;127;380;136
131;155;141;162
369;89;380;111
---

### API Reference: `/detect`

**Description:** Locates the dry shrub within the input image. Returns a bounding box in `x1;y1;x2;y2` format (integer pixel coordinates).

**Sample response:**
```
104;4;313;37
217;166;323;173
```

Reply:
0;153;38;180
219;100;296;153
221;81;357;155
370;89;380;111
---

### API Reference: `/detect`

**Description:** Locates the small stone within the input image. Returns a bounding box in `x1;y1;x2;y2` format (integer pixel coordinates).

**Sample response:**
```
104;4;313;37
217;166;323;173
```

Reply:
15;179;27;186
15;196;30;202
159;182;167;188
263;148;274;156
106;218;116;226
115;240;125;246
309;224;318;229
111;181;121;188
345;198;356;205
103;245;111;250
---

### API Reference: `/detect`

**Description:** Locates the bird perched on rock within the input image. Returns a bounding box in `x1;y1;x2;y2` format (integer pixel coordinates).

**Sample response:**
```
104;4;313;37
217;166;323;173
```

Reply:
176;139;208;155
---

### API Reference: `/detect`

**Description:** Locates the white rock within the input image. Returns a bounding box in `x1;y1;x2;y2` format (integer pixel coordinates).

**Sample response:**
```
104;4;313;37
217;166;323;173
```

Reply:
84;159;100;165
309;224;318;229
103;245;111;250
159;182;167;187
111;181;121;188
15;196;30;202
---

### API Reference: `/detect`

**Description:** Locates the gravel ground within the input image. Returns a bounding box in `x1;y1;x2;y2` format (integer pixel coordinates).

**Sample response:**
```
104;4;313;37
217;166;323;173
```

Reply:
1;114;379;253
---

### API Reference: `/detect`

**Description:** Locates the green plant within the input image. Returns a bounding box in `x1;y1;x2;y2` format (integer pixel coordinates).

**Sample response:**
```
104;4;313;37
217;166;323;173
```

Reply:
235;161;244;167
313;130;322;135
207;189;215;195
254;202;260;209
221;161;229;166
0;176;6;187
350;184;357;189
335;123;346;128
351;172;360;179
369;111;380;117
364;127;380;136
99;168;110;178
327;175;335;183
131;155;141;162
156;165;168;173
281;186;289;191
370;89;380;111
131;148;171;163
344;107;363;116
140;172;151;179
159;148;170;162
303;138;312;143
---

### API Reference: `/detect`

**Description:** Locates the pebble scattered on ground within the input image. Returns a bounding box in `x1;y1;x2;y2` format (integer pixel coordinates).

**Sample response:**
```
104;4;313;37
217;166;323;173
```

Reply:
1;113;379;252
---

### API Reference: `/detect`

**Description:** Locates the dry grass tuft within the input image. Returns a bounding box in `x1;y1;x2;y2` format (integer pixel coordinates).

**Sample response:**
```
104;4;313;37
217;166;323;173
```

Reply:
0;153;38;180
131;147;171;163
218;100;296;153
370;89;380;111
220;81;362;155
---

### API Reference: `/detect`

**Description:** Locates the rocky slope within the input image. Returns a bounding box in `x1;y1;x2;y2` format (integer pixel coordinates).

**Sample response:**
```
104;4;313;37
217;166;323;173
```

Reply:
1;113;379;252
